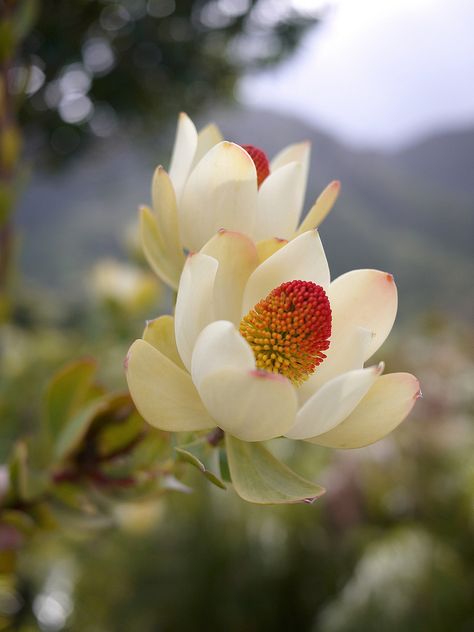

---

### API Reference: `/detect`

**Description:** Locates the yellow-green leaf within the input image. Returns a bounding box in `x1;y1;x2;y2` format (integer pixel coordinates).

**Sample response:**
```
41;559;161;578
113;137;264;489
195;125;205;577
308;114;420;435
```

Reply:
45;359;97;439
54;397;109;461
226;435;325;505
176;441;226;490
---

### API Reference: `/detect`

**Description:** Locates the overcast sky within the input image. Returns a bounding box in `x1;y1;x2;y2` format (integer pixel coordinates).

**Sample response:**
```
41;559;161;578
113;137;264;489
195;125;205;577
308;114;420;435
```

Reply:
240;0;474;149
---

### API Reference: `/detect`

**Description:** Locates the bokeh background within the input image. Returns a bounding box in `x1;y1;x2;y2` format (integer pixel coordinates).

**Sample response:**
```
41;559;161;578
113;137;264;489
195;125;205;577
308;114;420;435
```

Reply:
1;0;473;630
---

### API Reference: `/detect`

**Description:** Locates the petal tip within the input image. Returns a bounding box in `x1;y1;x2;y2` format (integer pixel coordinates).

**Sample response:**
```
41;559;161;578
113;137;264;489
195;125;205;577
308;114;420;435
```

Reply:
154;164;168;177
414;380;423;400
216;227;250;241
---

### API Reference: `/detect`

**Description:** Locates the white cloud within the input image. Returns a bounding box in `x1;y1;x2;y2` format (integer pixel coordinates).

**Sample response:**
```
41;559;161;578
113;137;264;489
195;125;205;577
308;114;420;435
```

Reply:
240;0;474;148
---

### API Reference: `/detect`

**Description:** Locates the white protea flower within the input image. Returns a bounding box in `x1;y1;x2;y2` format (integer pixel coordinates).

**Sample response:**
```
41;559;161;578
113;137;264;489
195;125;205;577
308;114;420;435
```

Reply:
126;230;420;450
141;113;340;289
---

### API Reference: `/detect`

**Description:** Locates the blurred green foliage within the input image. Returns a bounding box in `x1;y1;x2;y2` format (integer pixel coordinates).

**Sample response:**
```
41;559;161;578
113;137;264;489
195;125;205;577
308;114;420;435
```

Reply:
2;276;473;629
1;1;473;630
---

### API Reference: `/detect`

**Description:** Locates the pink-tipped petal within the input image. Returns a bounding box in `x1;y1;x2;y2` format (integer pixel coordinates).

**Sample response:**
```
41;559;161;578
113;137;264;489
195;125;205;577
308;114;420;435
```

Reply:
286;364;383;440
242;230;330;316
328;269;398;361
308;372;420;448
126;339;214;432
198;367;297;442
174;253;218;371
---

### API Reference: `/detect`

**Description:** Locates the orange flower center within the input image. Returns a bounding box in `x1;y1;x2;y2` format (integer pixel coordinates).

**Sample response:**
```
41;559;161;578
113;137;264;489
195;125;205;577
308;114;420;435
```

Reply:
239;280;332;385
240;144;270;187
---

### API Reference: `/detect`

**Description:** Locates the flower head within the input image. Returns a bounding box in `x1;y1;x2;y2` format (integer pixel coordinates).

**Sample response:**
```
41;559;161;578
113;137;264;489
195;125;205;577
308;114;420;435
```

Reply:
140;113;340;289
126;229;420;447
239;280;332;384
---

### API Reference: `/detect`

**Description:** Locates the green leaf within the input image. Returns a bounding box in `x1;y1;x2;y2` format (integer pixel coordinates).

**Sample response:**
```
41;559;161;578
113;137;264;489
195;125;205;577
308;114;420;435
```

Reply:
12;0;38;41
0;21;14;62
51;482;98;513
175;441;227;490
7;441;48;502
45;359;97;439
218;447;231;482
8;441;28;502
130;431;170;470
54;397;108;461
95;403;144;458
226;435;325;505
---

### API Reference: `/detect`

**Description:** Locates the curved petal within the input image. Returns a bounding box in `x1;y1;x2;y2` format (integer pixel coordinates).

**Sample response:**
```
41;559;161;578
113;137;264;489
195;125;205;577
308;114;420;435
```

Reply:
191;320;255;389
308;372;421;448
256;237;288;263
198;368;297;442
296;180;340;235
168;112;198;200
140;205;182;289
242;230;330;315
151;166;185;267
143;315;184;369
174;253;218;371
298;326;373;403
286;364;384;440
180;141;258;252
328;269;398;361
193;122;223;167
254;162;304;241
202;230;259;324
270;141;310;182
125;339;214;432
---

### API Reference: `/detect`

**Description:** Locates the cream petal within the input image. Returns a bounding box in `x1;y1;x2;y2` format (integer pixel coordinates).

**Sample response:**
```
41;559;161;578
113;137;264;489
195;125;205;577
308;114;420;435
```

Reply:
201;230;259;324
193;123;223;166
242;230;330;315
191;320;255;389
270;141;310;181
298;327;373;404
256;237;288;263
296;180;340;235
174;253;218;371
308;372;421;448
286;364;384;440
140;205;182;289
254;162;304;241
151;166;185;265
329;269;398;361
180;141;258;252
143;315;184;369
168;112;198;200
125;339;214;432
198;368;297;442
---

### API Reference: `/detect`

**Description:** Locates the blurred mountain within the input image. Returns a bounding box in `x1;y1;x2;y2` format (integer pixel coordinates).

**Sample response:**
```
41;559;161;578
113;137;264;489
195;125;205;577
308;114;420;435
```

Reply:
390;127;474;195
16;106;474;321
